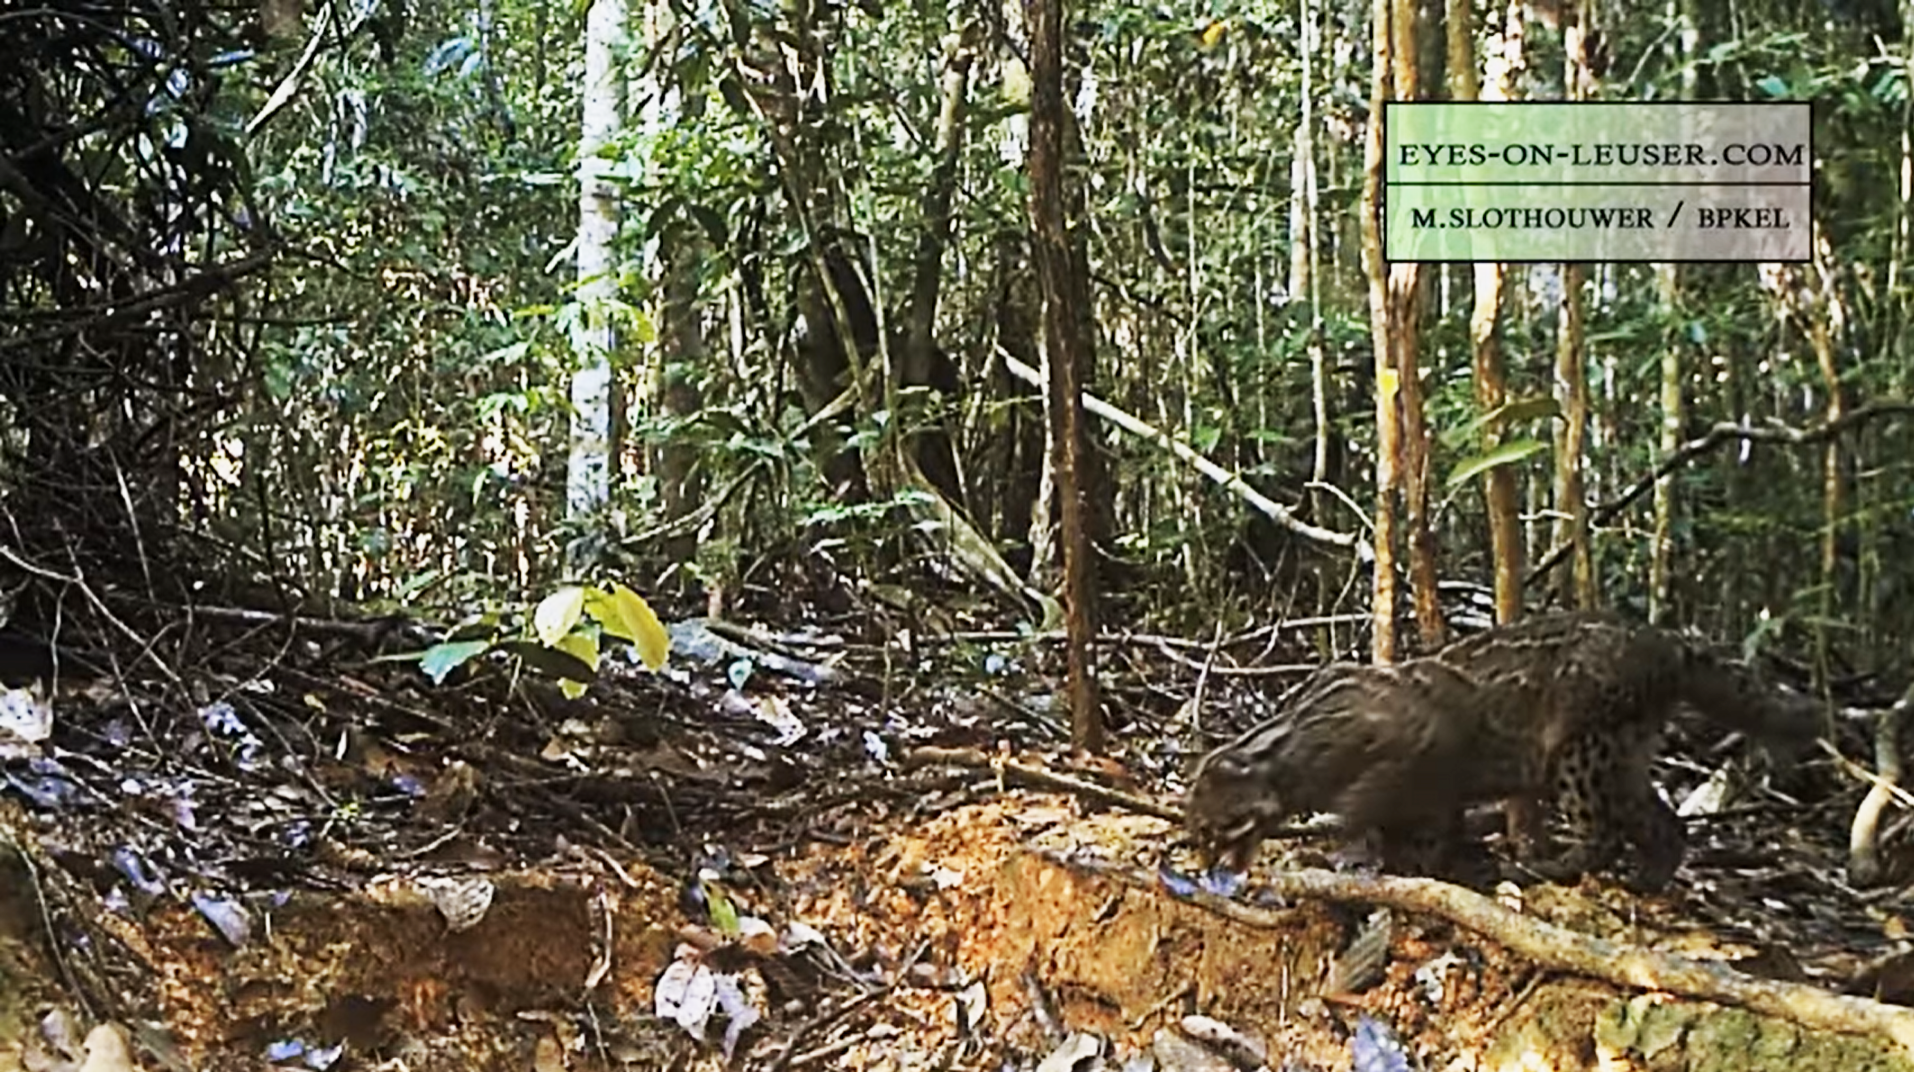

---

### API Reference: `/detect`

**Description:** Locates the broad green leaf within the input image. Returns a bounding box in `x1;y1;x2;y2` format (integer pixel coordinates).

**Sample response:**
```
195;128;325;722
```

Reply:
534;586;587;646
554;631;601;675
1441;397;1561;449
588;583;671;671
1446;438;1549;489
496;639;598;683
420;640;491;685
553;632;600;701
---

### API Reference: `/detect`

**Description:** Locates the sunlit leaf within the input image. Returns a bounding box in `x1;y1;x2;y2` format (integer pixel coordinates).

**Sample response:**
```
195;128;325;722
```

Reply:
654;959;716;1039
587;583;671;670
554;631;601;675
534;586;587;646
479;341;530;365
702;878;740;935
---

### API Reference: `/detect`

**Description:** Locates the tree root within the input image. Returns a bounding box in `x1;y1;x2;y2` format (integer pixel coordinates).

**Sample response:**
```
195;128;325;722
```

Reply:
1849;680;1914;887
1048;849;1914;1057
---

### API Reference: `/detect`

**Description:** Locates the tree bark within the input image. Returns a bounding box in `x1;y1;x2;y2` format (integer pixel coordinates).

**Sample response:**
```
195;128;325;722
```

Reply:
1390;0;1441;649
646;0;706;569
1455;0;1522;626
568;0;626;538
1359;0;1400;663
1810;228;1847;692
1551;1;1596;611
1651;265;1682;625
1553;289;1594;611
1026;0;1103;753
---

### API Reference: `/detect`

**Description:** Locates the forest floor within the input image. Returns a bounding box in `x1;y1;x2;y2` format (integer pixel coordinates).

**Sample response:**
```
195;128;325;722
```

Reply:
2;607;1913;1072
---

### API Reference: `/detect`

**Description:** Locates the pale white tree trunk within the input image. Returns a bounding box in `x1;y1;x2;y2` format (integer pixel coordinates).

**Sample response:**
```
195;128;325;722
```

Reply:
569;0;626;521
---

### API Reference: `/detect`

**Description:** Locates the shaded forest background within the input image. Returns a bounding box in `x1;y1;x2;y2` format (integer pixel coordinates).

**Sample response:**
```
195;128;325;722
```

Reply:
2;0;1910;683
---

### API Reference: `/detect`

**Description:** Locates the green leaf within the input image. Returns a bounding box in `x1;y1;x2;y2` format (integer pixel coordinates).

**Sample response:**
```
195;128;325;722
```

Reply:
586;583;671;671
1446;438;1549;489
702;878;740;935
1440;396;1562;450
534;586;587;646
419;639;491;685
554;631;602;674
479;341;530;365
495;639;599;683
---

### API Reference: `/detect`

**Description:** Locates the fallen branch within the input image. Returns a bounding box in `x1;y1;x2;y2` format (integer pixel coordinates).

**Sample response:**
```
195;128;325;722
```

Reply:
901;748;1336;841
1529;397;1914;583
900;746;1181;822
997;348;1375;565
1053;851;1914;1056
187;604;407;644
921;614;1370;650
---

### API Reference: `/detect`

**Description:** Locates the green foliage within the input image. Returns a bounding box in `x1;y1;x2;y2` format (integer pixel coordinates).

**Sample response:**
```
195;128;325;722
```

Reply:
411;581;672;695
1446;439;1551;490
213;0;1914;648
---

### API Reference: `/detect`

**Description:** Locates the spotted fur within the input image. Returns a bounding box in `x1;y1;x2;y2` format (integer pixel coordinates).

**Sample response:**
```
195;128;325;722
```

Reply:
1185;610;1819;892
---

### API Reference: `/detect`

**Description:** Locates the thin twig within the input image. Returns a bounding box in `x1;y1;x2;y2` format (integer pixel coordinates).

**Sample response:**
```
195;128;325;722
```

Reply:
1529;399;1914;582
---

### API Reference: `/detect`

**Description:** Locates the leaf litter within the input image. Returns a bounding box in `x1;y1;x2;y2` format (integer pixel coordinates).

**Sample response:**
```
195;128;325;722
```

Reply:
0;603;1905;1071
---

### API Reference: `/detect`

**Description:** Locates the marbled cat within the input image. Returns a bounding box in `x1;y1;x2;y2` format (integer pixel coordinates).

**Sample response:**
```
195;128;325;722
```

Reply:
1185;610;1820;891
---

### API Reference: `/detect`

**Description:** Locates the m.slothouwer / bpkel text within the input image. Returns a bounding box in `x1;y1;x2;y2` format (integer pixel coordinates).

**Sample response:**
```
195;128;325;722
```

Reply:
1413;205;1791;230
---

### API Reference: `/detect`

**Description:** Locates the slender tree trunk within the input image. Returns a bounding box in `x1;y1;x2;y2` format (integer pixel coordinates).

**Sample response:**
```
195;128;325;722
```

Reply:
1551;0;1595;610
1390;0;1442;648
1810;229;1846;693
1027;0;1102;752
1359;0;1400;662
1294;0;1328;521
1455;0;1522;625
1553;288;1593;610
568;0;626;542
1871;66;1912;659
897;27;975;504
1648;0;1694;624
1650;265;1682;625
645;0;705;569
